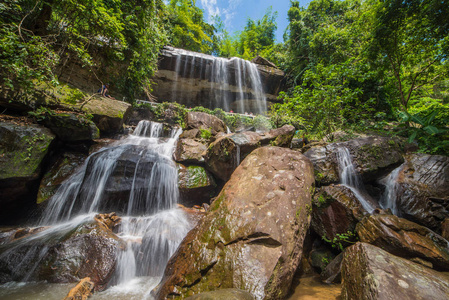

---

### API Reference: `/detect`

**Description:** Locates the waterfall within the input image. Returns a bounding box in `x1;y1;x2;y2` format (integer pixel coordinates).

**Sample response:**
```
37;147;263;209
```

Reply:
336;147;376;213
167;48;267;114
379;164;404;215
1;120;193;299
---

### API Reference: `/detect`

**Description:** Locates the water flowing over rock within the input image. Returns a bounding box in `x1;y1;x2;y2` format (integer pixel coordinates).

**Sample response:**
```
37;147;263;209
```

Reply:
304;136;404;185
0;121;55;223
205;125;295;181
152;47;284;114
384;153;449;231
356;214;449;271
155;147;315;299
341;242;449;300
0;214;124;289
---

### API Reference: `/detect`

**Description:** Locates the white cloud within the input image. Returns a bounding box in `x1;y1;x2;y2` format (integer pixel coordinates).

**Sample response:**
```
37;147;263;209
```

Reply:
199;0;242;30
200;0;221;22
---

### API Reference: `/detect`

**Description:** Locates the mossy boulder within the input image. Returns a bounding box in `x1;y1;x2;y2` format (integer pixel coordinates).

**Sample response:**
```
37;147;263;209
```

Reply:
155;147;315;299
185;112;227;135
341;242;449;300
78;97;131;134
37;152;87;204
304;136;404;185
39;112;100;141
178;164;217;206
0;121;55;223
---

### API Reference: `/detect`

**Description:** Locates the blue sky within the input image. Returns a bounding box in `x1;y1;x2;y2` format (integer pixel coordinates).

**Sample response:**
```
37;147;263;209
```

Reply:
196;0;311;42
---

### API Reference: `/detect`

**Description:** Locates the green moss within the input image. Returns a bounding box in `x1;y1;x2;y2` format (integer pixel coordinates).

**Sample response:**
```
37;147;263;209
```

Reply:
184;166;212;189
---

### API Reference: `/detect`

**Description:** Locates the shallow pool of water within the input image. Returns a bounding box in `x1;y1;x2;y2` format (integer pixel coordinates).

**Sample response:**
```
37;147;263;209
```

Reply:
288;275;341;300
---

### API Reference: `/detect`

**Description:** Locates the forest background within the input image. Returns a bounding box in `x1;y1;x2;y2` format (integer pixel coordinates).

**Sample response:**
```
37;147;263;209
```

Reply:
0;0;448;154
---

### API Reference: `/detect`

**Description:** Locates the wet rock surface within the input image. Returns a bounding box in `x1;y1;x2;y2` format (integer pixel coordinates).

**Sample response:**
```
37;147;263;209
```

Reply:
304;136;404;185
37;152;87;204
39;112;100;141
341;242;449;300
178;164;217;206
204;125;295;181
312;184;367;243
155;147;315;299
356;214;449;271
0;214;124;289
63;277;95;300
0;121;55;223
395;153;449;231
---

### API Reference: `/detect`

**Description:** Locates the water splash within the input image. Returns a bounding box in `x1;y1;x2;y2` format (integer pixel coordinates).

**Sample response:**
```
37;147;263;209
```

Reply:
336;147;376;213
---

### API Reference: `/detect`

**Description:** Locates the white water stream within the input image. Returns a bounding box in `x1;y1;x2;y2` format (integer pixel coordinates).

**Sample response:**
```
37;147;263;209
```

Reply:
169;48;267;114
0;120;193;299
336;147;376;213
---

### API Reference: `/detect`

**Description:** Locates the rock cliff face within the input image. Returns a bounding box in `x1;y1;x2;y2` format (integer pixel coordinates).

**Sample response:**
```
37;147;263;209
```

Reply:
152;47;284;112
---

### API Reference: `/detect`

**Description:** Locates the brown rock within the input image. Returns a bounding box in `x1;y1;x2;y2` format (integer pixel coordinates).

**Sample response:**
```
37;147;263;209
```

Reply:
356;214;449;271
312;185;367;244
185;289;254;300
174;138;207;164
205;125;295;181
442;218;449;241
63;277;95;300
341;242;449;300
394;153;449;231
186;112;226;135
155;147;315;299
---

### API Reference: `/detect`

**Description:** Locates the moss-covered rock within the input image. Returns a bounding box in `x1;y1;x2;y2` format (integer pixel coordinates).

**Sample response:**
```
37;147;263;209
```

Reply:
77;97;131;134
37;152;87;204
155;147;315;299
178;164;217;206
39;112;100;141
0;121;55;222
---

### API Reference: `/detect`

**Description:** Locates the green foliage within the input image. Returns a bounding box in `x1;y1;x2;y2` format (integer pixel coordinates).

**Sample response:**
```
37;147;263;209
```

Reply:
322;230;357;252
199;128;212;140
27;107;56;121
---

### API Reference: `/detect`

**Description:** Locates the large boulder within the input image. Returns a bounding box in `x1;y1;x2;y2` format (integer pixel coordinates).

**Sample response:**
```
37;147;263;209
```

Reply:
304;136;404;185
37;152;87;204
341;242;449;300
0;121;55;223
311;184;367;246
0;213;123;289
178;164;217;206
356;214;449;271
155;147;315;299
78;97;131;134
39;112;100;141
205;125;295;181
185;112;227;135
394;153;449;231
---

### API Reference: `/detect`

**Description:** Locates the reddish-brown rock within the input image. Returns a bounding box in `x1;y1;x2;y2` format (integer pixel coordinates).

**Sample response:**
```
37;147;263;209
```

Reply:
155;147;315;299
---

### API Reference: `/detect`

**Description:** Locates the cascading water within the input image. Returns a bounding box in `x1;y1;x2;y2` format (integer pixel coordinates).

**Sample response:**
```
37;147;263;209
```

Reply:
0;120;193;299
168;48;267;114
379;164;404;215
336;147;376;213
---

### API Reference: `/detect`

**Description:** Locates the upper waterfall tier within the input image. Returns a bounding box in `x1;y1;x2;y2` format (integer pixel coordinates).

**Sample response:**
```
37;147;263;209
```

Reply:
152;46;284;114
